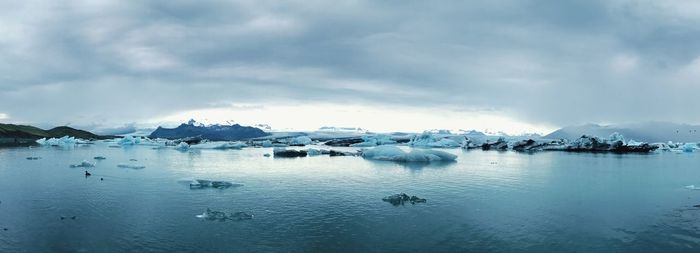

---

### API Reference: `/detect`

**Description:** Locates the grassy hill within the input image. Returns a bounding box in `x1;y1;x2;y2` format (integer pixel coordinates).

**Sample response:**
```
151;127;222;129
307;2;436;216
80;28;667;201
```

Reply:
0;123;112;146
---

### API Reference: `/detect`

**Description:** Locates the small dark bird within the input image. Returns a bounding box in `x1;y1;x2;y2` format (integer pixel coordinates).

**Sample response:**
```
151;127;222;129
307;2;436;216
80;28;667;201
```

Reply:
85;171;91;177
2;228;7;231
60;216;66;220
100;178;104;181
71;216;76;220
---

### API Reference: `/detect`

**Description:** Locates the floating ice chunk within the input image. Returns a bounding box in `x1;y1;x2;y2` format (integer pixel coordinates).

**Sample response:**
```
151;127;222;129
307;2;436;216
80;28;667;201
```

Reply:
290;136;312;146
196;208;228;221
70;160;95;168
36;136;89;146
117;136;164;146
117;163;145;169
174;142;190;151
118;136;140;145
306;148;321;156
261;140;273;147
409;132;462;148
683;143;697;153
361;146;457;162
349;139;377;147
350;134;397;147
627;139;644;146
608;132;626;145
686;185;700;190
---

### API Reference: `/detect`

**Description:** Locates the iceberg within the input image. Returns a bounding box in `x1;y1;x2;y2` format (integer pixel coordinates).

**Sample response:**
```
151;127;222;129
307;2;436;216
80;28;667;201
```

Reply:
117;135;141;145
261;140;273;147
289;136;312;146
174;142;190;151
306;148;321;156
683;143;697;153
36;136;90;146
349;134;397;147
409;132;462;148
361;146;457;162
481;137;509;151
608;132;626;145
117;136;165;146
564;134;657;153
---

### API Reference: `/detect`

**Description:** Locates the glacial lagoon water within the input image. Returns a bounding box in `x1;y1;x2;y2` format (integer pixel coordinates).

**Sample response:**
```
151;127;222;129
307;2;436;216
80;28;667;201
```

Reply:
1;143;700;252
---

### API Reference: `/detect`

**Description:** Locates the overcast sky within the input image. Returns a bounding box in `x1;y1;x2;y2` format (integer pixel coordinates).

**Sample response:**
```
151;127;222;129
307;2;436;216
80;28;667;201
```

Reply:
1;0;699;134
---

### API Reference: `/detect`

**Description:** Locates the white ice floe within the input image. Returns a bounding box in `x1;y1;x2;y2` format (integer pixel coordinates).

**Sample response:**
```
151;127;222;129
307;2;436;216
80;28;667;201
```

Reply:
361;145;457;162
409;132;462;148
36;136;90;146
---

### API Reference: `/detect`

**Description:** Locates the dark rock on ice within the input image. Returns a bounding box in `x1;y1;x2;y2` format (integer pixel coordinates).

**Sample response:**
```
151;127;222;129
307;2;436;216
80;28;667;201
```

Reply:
324;137;364;147
329;150;359;156
273;148;307;158
481;137;508;151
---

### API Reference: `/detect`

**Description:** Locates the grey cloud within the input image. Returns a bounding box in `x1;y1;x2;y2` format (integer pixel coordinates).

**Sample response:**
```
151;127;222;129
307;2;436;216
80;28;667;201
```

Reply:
1;0;699;127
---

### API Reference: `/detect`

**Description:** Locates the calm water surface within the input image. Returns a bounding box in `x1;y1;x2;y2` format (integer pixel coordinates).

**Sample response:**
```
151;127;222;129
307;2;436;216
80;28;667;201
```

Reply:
1;143;699;252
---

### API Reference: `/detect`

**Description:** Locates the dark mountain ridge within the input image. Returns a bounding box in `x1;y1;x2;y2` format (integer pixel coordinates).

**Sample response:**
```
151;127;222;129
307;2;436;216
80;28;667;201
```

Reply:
0;123;112;146
149;121;269;141
545;122;700;143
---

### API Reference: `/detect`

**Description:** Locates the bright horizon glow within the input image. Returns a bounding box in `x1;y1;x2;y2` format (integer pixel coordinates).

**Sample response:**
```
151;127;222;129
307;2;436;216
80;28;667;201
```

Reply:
150;104;556;135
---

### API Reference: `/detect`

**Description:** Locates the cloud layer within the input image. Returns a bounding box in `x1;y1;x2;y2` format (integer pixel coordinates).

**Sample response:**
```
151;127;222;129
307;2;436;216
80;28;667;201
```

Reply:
1;0;700;129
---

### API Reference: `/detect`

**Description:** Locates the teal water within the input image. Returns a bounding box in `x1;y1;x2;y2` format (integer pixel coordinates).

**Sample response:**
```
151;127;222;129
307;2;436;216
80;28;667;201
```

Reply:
1;144;700;252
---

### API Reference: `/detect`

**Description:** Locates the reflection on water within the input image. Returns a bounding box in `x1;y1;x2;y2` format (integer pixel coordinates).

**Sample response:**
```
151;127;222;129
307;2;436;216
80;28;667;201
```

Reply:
0;144;699;252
